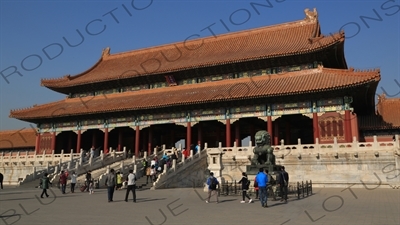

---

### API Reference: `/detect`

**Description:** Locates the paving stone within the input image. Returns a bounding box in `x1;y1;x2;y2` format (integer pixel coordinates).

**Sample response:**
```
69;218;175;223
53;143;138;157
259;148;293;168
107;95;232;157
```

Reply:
0;186;399;225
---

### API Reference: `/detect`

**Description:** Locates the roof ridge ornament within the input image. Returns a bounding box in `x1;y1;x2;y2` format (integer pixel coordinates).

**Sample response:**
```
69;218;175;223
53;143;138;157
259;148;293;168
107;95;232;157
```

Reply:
102;47;111;58
304;8;318;22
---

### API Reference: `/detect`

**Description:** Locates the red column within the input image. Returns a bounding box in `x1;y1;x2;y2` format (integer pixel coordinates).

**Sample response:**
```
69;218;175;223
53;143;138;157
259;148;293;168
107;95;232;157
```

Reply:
344;110;352;142
148;126;153;155
235;121;240;147
118;129;123;151
51;132;56;151
186;122;192;151
92;131;97;149
35;133;41;153
226;119;231;147
76;130;81;153
267;116;273;141
313;113;320;144
135;126;140;157
197;123;202;148
273;121;279;145
104;128;109;153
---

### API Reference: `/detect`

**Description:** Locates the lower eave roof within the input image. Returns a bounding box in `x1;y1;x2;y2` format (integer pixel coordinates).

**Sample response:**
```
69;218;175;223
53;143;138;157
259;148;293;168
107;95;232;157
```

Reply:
11;67;380;120
0;129;37;149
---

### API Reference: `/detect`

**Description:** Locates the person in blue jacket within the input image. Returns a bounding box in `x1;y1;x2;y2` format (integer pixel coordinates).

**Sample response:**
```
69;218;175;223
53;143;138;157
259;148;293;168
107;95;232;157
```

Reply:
255;168;268;207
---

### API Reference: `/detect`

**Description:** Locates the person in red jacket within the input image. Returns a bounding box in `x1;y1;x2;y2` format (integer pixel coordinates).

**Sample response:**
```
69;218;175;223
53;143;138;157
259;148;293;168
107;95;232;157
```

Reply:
59;171;67;194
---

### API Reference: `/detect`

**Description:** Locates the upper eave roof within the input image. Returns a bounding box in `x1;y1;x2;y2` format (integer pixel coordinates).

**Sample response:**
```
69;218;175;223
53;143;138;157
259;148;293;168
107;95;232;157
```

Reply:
41;11;345;89
12;67;380;120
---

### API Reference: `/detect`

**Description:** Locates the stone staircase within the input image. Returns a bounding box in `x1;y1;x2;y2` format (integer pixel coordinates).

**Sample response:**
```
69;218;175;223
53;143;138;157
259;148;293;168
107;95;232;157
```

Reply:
80;148;168;189
151;147;209;190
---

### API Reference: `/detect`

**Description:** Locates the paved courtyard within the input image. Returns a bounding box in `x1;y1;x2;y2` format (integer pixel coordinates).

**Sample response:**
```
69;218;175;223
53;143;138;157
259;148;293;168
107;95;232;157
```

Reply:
0;185;399;225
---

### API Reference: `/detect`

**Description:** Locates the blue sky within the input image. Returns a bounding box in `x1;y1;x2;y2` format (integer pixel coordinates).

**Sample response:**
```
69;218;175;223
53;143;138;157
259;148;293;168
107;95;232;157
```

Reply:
0;0;399;131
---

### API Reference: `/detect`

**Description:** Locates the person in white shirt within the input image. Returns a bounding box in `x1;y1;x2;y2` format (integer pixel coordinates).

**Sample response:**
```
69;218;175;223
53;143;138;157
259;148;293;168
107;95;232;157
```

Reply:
70;171;77;193
124;170;137;202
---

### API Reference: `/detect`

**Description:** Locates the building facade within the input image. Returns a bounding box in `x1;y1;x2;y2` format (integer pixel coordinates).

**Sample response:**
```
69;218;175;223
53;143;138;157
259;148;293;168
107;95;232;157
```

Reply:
9;9;400;156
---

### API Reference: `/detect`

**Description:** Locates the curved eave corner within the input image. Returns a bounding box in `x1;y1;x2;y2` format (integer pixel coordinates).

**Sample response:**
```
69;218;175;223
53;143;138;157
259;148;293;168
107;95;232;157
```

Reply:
40;47;110;90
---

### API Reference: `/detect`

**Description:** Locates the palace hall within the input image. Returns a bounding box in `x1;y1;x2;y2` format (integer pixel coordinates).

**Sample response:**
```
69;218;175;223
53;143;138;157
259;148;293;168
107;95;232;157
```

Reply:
6;9;400;156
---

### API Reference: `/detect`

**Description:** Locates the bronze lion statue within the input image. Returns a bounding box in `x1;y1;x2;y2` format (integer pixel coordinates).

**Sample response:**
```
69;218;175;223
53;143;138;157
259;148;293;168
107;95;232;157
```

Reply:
251;130;275;166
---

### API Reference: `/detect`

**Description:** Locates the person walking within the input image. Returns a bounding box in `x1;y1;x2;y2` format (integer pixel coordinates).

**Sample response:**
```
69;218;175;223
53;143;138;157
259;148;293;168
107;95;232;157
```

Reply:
59;171;67;194
265;169;277;201
238;172;253;203
70;171;77;193
40;173;52;198
105;169;116;202
278;166;289;203
0;172;3;189
125;169;137;202
85;170;92;192
255;168;268;208
206;172;219;203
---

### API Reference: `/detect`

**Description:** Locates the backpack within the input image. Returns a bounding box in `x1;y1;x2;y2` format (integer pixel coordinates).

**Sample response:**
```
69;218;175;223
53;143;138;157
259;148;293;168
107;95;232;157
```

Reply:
209;177;217;190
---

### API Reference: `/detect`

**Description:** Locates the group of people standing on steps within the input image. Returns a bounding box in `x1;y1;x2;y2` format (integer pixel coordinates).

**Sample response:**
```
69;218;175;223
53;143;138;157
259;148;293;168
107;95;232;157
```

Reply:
205;166;289;208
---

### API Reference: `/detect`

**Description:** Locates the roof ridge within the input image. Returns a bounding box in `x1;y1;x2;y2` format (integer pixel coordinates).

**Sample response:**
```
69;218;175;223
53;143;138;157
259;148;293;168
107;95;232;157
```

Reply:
106;18;317;59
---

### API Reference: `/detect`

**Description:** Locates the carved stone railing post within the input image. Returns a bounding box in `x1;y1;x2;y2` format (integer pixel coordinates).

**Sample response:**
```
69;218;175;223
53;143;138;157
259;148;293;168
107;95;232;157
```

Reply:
70;149;73;161
100;150;104;161
373;135;378;149
132;155;136;164
163;164;167;174
315;138;320;152
133;164;137;174
333;137;338;150
172;159;176;171
120;161;124;174
144;151;147;159
32;167;36;180
154;147;158;155
123;147;127;159
179;143;182;151
190;150;193;158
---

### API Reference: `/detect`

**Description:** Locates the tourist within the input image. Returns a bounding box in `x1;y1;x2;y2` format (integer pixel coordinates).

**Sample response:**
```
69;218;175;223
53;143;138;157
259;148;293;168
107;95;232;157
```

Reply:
89;180;94;194
85;170;92;192
238;172;253;203
195;144;200;154
205;172;219;203
70;171;77;193
278;166;289;203
105;169;116;202
116;171;123;190
265;169;276;201
40;173;52;198
253;177;259;199
150;165;157;182
145;162;152;184
255;168;268;208
59;171;67;194
90;147;95;158
142;158;149;174
124;169;137;203
0;172;3;189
